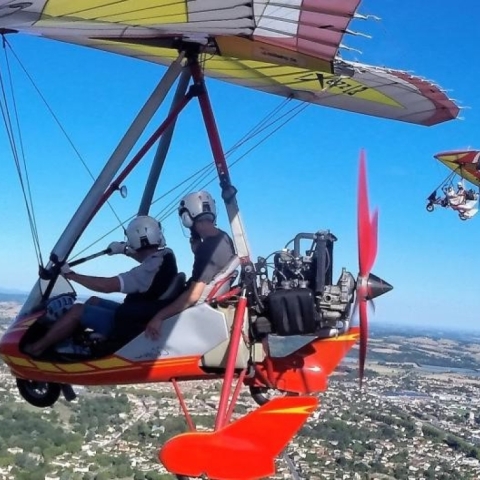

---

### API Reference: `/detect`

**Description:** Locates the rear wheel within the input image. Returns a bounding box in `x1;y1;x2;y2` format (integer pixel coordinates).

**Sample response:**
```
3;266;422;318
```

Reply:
249;386;299;406
426;203;434;212
16;379;61;408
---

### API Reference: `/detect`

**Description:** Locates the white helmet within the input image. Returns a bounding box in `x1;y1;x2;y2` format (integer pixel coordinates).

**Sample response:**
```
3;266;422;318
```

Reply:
458;182;464;188
178;190;217;228
125;216;165;251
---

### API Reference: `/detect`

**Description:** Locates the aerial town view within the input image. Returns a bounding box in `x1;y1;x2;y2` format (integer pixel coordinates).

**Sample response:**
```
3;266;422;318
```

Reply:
0;2;479;480
1;299;480;480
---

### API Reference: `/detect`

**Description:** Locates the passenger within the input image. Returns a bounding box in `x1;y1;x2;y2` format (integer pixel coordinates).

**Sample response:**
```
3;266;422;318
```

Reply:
24;216;177;357
456;182;466;202
145;190;236;340
466;188;477;201
189;230;202;254
444;185;462;207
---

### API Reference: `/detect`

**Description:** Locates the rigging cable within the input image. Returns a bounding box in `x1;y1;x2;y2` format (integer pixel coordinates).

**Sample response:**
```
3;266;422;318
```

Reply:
70;163;214;257
0;36;43;266
430;169;458;195
73;94;310;256
155;98;309;222
203;100;310;180
4;38;126;229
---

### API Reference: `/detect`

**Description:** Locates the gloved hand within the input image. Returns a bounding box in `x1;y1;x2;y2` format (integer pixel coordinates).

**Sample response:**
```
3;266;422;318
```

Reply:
61;263;72;276
107;241;127;255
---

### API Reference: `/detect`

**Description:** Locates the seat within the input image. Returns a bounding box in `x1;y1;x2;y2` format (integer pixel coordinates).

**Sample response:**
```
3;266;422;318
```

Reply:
158;272;186;302
196;256;240;304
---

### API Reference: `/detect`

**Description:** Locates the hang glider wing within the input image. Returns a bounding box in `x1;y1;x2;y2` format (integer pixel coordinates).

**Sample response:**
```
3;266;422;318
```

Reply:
0;0;460;126
434;150;480;187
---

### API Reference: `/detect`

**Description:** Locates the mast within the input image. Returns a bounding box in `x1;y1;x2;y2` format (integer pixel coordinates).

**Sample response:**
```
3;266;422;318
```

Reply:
138;68;191;216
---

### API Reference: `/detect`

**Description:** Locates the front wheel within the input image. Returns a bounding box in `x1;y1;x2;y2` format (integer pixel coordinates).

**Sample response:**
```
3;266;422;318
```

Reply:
426;203;434;212
16;379;61;408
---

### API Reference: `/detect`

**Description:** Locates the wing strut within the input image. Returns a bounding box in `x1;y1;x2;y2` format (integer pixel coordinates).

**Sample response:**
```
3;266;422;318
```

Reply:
190;58;251;260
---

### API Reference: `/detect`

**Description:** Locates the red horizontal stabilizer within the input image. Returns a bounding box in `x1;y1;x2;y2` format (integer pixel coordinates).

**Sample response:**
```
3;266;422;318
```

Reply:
159;395;318;480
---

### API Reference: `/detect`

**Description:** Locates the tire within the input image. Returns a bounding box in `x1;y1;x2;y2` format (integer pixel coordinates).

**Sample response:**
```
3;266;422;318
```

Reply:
249;386;270;405
16;378;61;408
249;385;299;406
426;203;434;212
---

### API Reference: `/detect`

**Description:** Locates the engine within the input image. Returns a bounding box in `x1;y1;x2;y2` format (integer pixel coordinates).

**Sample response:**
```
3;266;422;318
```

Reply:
251;231;356;338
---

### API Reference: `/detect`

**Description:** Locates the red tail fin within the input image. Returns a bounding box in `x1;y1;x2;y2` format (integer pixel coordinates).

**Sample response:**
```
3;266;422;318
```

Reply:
160;395;318;480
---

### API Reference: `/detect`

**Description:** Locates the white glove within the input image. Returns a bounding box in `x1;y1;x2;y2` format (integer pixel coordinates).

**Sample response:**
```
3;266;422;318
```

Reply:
107;241;127;255
61;263;72;275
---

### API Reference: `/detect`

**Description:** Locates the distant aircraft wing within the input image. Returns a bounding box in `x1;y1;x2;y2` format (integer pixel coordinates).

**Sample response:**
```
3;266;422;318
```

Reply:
0;0;460;126
434;151;480;187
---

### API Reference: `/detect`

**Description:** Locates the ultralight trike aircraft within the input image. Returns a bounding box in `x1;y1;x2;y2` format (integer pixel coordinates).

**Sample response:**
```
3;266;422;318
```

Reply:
426;184;479;220
426;150;480;221
0;1;460;479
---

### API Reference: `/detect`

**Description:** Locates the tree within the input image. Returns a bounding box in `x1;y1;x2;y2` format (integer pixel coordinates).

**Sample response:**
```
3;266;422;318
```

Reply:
145;472;162;480
393;463;408;479
26;469;50;480
14;452;29;469
94;472;109;480
114;463;133;478
60;471;73;480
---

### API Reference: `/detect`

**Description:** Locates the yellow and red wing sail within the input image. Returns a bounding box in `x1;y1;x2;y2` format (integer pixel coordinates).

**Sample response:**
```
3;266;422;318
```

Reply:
434;150;480;187
0;0;459;126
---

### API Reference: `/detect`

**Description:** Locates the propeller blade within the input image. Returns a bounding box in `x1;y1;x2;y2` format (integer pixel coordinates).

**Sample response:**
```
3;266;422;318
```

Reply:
357;150;378;276
368;209;379;274
358;295;368;388
357;149;370;277
356;273;392;388
356;149;379;388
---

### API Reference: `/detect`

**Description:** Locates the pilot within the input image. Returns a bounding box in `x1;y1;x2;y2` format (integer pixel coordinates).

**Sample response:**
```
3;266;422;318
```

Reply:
456;182;466;201
24;215;178;357
145;190;236;340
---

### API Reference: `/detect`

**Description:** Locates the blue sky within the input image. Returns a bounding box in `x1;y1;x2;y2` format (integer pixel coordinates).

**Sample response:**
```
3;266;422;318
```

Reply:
0;0;479;329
